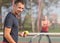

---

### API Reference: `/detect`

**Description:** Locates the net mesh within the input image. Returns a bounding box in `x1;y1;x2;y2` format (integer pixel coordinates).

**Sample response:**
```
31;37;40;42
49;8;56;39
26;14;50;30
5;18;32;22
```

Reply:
0;32;60;43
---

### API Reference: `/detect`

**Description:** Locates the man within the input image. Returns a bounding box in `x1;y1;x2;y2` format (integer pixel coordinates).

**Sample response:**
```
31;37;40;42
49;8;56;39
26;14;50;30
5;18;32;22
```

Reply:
3;0;26;43
38;16;51;43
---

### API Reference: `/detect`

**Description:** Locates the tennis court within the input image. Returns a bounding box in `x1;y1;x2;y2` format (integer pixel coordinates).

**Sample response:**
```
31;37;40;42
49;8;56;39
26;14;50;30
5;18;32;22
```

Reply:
0;32;60;43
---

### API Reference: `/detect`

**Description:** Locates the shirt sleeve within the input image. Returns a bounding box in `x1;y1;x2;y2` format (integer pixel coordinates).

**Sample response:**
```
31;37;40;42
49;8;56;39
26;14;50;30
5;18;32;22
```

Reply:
4;16;13;28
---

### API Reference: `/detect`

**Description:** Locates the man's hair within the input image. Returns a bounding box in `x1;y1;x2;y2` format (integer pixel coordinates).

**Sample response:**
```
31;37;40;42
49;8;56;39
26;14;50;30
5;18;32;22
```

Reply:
14;0;26;5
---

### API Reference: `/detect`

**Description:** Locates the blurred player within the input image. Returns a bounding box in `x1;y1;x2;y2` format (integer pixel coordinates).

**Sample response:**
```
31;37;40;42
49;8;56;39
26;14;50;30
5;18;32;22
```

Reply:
3;0;26;43
38;16;51;43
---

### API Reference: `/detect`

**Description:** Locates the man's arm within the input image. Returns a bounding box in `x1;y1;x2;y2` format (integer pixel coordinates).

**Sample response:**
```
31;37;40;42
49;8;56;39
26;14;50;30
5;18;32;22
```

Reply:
4;27;16;43
48;20;51;27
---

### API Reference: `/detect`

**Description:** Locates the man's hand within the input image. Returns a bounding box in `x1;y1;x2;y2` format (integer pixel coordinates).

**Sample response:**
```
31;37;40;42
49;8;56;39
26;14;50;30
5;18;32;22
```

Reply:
18;32;24;37
18;31;29;37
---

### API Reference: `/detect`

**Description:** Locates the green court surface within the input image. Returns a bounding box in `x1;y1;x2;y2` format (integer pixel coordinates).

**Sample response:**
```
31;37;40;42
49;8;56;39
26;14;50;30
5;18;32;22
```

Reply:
0;36;60;43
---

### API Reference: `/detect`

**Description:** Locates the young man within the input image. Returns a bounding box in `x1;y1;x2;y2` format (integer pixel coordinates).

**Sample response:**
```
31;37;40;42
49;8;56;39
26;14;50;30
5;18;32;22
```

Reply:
38;16;51;43
3;0;26;43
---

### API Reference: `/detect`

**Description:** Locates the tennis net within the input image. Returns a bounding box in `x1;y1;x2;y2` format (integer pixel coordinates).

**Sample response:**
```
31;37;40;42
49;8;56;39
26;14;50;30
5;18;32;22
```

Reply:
0;32;60;43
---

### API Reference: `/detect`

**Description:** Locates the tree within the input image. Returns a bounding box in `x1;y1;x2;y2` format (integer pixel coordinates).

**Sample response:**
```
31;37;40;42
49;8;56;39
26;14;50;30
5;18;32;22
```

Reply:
22;13;32;32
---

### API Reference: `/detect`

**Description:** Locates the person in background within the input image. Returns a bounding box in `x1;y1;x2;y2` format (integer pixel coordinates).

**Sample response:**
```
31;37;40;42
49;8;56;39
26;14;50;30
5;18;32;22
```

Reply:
3;0;26;43
38;16;51;43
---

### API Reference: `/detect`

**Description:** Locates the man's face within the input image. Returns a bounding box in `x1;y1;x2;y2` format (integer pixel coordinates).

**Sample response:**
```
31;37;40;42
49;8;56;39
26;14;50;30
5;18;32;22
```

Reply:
14;3;25;15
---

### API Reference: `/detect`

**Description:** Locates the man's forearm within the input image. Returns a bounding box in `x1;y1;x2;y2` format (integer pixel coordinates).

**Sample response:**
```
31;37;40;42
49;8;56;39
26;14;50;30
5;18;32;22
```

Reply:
4;34;16;43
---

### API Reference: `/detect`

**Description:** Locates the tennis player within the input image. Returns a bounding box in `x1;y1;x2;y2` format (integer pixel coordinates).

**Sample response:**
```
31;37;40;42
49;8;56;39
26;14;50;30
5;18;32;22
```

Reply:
3;0;26;43
38;16;51;43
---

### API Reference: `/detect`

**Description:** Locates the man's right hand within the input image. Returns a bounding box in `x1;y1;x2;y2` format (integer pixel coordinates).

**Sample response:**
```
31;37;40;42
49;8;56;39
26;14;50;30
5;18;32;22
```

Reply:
19;31;28;37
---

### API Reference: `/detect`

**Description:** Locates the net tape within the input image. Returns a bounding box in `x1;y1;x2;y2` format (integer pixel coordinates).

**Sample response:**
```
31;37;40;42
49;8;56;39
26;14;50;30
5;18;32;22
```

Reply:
0;32;60;36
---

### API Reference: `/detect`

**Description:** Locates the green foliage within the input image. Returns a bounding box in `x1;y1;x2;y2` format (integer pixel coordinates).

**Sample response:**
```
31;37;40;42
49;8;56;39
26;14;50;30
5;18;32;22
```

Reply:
3;0;11;3
49;24;60;33
23;13;32;31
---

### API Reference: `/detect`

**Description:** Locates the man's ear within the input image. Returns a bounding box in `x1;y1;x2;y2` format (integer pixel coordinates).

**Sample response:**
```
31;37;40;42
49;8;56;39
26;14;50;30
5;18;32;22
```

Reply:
13;4;16;9
13;4;15;7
